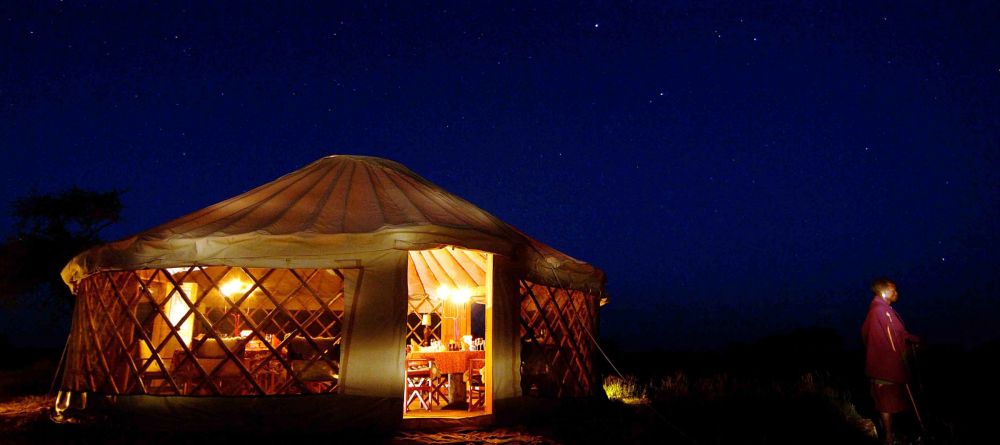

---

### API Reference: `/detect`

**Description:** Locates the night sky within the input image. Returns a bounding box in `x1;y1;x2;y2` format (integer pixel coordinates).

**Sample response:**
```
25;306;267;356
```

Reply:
3;1;998;351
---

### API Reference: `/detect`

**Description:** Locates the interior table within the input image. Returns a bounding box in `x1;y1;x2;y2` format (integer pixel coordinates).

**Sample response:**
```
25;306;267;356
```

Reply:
408;349;485;409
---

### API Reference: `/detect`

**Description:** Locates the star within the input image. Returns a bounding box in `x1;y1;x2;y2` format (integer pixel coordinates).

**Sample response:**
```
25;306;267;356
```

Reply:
594;23;600;28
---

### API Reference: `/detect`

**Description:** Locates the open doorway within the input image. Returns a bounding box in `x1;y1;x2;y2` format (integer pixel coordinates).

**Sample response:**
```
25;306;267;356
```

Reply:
403;247;492;419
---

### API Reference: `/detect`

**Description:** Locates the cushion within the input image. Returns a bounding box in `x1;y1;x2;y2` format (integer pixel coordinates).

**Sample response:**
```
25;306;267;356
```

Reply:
287;337;339;360
292;360;338;382
196;337;244;358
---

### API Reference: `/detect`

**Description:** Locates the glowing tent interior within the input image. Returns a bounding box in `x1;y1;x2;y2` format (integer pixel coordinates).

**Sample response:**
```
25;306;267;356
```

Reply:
54;155;606;429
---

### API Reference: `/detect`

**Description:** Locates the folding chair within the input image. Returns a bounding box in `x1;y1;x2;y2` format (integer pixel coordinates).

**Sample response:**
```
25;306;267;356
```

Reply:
405;358;435;411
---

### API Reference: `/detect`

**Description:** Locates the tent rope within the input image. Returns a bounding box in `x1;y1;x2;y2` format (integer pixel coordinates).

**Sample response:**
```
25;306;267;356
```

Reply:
49;333;71;395
545;264;700;445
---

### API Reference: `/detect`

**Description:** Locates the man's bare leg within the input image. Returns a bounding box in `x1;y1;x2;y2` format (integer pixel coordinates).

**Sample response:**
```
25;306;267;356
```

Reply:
880;412;894;445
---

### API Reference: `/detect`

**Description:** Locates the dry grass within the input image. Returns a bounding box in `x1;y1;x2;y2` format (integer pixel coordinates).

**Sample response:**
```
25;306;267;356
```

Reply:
601;375;647;404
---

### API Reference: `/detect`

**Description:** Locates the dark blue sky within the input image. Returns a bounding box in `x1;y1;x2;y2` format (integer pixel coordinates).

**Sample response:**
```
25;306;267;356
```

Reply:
3;1;998;350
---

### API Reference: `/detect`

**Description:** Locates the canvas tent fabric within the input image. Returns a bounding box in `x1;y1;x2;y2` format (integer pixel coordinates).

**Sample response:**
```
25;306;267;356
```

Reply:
56;155;605;428
61;155;604;292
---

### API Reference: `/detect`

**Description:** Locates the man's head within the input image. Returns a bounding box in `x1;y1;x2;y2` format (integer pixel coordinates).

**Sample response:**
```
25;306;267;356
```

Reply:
871;278;898;304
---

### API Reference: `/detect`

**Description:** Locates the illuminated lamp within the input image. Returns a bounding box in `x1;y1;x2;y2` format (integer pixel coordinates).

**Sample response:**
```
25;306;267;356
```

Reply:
219;279;252;336
220;279;252;298
451;287;472;304
434;284;453;302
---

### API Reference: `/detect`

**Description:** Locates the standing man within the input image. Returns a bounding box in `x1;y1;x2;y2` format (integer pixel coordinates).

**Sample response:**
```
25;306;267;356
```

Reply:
861;278;920;445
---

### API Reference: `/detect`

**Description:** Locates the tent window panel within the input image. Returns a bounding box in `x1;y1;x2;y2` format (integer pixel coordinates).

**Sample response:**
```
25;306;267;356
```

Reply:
62;267;352;397
299;310;335;338
518;280;596;399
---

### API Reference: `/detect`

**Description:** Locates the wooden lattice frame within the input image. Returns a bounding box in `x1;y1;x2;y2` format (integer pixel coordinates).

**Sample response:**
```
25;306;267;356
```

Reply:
59;267;350;396
405;294;444;346
519;280;599;397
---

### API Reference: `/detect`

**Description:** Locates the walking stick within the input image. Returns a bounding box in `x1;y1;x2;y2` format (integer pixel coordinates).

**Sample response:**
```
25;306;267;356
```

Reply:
904;383;926;432
906;342;927;433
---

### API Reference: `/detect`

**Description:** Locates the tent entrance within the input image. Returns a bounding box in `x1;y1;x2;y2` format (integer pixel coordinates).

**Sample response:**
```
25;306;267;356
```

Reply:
403;247;493;418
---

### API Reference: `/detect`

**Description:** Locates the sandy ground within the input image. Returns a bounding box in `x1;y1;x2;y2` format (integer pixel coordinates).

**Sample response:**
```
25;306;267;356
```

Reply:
394;429;558;445
0;395;51;433
1;386;887;444
0;395;561;444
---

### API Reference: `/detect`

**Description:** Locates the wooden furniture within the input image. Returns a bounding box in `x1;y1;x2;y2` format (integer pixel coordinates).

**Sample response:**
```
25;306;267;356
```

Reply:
409;350;485;408
408;350;484;374
243;342;283;394
404;358;435;411
169;349;198;394
467;357;486;411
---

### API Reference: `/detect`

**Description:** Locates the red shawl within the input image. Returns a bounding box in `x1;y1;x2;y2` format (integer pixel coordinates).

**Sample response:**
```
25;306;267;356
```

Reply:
861;297;916;383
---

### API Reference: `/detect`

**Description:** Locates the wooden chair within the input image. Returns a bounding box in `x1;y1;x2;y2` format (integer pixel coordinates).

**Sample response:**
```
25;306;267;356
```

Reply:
405;358;435;411
168;349;197;395
466;358;486;411
430;371;450;406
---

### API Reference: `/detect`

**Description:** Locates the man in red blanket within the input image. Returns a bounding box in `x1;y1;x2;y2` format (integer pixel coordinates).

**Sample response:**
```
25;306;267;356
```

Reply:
861;278;920;445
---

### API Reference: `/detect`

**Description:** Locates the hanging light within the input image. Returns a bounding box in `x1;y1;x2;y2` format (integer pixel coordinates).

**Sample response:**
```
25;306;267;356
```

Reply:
434;284;473;303
451;287;472;304
220;279;252;298
434;284;453;302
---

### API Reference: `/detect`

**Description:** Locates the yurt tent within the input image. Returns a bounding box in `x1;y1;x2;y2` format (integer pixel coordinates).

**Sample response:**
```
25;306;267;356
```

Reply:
55;155;606;429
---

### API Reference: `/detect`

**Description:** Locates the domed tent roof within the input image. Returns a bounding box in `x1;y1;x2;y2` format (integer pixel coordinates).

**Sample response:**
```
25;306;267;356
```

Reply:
62;155;604;291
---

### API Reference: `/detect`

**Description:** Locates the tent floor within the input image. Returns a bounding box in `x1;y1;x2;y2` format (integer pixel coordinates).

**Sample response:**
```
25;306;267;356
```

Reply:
402;410;493;429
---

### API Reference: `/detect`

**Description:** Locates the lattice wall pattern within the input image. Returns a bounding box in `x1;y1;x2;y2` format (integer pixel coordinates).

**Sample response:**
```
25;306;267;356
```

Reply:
60;267;349;396
519;280;599;398
406;293;444;346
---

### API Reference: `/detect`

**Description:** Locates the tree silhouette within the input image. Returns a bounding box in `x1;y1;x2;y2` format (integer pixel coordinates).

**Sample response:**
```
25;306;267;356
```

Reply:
0;187;122;310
